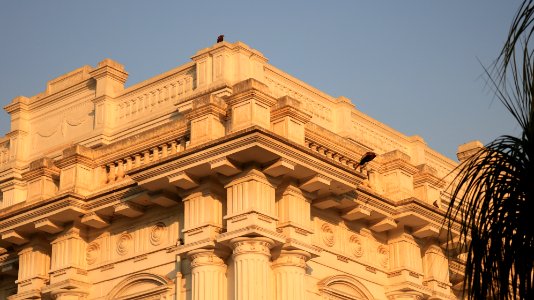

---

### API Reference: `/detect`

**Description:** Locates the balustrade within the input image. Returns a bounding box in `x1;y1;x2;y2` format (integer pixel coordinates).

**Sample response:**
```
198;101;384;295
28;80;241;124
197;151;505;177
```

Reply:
100;137;188;185
117;74;193;122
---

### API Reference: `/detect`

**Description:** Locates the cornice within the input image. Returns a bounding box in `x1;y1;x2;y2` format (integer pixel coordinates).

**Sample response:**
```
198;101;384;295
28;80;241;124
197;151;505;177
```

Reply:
128;127;364;187
94;119;188;165
27;80;96;112
271;105;312;124
0;194;86;231
305;124;370;164
225;88;277;109
22;167;60;182
120;63;196;98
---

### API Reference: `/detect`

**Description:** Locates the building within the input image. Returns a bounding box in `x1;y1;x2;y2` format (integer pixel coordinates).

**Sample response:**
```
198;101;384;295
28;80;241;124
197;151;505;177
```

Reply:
0;41;470;300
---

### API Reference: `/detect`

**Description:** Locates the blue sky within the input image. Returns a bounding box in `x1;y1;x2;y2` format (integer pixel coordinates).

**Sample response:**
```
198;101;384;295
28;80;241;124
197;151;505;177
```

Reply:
0;1;521;160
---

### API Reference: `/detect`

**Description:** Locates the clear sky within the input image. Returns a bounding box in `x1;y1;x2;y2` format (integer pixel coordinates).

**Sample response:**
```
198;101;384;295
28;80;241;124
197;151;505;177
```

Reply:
0;1;522;160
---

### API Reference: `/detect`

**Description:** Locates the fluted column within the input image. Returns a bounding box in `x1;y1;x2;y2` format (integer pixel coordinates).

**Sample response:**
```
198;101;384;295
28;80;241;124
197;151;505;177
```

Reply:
272;250;310;300
188;249;227;300
230;237;274;300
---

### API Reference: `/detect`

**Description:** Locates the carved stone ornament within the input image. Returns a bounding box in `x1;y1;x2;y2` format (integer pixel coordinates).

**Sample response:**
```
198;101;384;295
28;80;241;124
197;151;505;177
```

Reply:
117;233;132;256
272;250;310;269
321;223;335;247
149;222;166;246
188;249;226;268
349;235;364;258
86;242;100;265
377;245;389;269
230;237;274;257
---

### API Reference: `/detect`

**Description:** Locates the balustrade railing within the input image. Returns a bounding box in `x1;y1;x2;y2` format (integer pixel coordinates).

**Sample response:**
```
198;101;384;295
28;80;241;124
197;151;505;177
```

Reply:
117;74;194;122
99;137;188;185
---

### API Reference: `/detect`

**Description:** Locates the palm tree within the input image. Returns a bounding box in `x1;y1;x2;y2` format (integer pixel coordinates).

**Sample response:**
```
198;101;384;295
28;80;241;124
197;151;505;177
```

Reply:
445;1;534;299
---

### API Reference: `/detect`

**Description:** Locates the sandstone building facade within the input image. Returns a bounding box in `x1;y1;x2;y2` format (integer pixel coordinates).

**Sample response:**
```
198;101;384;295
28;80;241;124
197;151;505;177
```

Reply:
0;41;467;300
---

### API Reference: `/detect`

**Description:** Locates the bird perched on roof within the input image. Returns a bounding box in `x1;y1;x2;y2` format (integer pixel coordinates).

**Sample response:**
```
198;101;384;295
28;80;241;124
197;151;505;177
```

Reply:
359;151;376;167
217;35;224;43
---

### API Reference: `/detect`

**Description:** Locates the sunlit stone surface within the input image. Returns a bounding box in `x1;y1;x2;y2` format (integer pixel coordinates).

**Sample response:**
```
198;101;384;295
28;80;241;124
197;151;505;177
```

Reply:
0;41;467;299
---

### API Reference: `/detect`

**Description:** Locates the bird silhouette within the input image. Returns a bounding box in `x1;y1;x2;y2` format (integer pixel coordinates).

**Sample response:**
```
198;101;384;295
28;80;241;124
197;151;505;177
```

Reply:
217;35;224;43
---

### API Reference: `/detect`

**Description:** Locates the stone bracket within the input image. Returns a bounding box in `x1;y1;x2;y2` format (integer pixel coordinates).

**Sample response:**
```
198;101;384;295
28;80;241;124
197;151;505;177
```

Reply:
1;229;29;245
369;217;397;232
263;158;295;177
169;172;199;190
114;202;144;218
210;157;240;176
81;212;110;229
299;174;331;192
34;219;64;234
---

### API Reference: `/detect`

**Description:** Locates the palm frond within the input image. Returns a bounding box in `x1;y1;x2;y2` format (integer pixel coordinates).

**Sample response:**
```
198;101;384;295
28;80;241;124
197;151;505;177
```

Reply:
445;2;534;298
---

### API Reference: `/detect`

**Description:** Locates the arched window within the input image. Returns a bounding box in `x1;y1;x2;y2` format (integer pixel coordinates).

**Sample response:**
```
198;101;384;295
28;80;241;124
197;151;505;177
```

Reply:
106;273;173;300
317;274;374;300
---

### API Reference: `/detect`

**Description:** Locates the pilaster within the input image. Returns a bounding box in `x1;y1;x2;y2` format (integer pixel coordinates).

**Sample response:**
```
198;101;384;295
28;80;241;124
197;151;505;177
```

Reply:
387;229;424;295
413;164;445;207
422;241;450;298
11;238;50;299
191;41;267;89
224;168;277;232
187;94;227;147
270;96;312;145
0;177;26;209
379;150;418;202
40;224;90;300
230;237;274;300
333;96;355;137
22;158;59;202
55;145;96;196
47;224;89;292
275;182;312;244
182;179;225;244
5;130;29;168
226;79;277;133
90;59;128;141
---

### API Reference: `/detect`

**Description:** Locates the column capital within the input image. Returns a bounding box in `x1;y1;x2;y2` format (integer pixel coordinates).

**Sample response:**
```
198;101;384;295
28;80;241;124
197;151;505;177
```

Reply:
187;248;228;268
272;250;310;269
230;237;274;257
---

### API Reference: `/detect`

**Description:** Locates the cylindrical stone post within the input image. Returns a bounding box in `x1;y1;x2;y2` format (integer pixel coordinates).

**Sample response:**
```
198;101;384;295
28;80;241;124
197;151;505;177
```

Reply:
272;250;310;300
188;249;227;300
230;237;274;300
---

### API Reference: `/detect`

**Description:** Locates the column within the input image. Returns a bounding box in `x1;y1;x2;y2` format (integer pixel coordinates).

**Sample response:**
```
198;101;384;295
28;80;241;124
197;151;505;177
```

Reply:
230;237;274;300
272;250;310;300
188;249;227;300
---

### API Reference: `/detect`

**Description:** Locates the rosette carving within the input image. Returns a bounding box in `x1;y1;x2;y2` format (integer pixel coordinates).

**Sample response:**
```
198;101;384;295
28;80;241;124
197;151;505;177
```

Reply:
116;233;132;256
349;235;364;258
321;223;335;247
86;242;100;265
377;245;389;268
149;222;166;246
